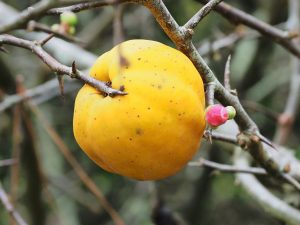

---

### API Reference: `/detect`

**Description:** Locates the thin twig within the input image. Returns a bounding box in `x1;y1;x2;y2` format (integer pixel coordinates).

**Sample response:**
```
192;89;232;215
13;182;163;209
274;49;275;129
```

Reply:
189;158;267;175
184;0;223;31
0;0;57;33
47;0;130;14
274;0;300;145
0;34;126;96
233;150;300;225
37;33;55;46
198;0;300;58
28;102;125;225
198;31;245;56
0;78;77;113
27;21;84;44
0;182;28;225
204;130;237;144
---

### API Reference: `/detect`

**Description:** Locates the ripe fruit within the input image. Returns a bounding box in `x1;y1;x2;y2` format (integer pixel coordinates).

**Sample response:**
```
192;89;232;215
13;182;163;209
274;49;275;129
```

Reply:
73;40;206;180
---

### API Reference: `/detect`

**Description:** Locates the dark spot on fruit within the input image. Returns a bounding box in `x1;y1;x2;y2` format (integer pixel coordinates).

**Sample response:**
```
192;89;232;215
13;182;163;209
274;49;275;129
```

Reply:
137;115;140;118
129;138;133;141
117;136;120;140
158;122;162;126
157;85;162;89
138;57;141;61
169;100;173;103
94;117;97;120
147;107;151;110
178;113;181;116
135;128;143;135
172;86;175;89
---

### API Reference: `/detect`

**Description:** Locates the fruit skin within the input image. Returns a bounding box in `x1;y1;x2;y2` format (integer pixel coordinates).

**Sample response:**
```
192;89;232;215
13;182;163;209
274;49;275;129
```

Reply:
73;40;206;180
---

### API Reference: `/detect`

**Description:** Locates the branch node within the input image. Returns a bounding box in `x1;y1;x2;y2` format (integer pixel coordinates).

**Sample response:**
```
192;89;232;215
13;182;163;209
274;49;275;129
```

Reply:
71;61;78;78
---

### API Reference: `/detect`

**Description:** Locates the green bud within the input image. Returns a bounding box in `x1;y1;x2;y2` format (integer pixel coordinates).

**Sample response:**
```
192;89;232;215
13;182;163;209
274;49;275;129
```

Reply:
226;106;236;120
51;24;60;32
60;11;78;26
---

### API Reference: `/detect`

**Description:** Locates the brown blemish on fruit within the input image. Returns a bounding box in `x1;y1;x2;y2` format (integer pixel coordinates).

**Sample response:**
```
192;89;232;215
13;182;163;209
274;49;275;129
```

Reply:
135;128;143;135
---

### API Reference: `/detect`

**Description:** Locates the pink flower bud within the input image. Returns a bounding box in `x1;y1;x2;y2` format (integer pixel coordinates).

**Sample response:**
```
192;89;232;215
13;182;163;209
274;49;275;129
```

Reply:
205;104;229;127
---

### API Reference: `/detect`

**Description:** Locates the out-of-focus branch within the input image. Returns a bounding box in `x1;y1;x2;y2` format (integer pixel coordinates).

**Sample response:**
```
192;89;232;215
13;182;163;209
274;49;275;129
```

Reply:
198;0;300;58
198;31;245;56
0;0;56;34
274;0;300;145
0;78;79;113
28;102;125;225
0;182;28;225
0;2;97;67
47;0;132;15
189;158;267;175
0;0;118;33
233;150;300;225
0;34;126;96
27;21;85;44
184;0;223;31
0;159;18;167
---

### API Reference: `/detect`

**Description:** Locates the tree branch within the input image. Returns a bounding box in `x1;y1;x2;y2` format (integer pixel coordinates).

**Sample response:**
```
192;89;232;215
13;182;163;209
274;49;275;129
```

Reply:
0;0;57;34
233;150;300;225
198;0;300;58
189;158;267;175
0;34;126;96
0;182;28;225
184;0;223;31
27;20;85;44
47;0;132;15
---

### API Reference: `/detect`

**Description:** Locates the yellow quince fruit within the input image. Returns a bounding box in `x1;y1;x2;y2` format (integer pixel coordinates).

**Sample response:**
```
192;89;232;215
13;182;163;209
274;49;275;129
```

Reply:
73;40;205;180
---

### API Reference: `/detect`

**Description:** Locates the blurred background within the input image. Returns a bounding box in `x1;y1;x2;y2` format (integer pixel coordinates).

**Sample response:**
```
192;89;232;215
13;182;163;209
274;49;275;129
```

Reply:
1;0;299;225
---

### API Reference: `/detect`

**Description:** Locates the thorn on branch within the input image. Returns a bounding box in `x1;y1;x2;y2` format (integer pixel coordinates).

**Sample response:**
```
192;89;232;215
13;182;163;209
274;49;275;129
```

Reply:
71;61;77;78
204;129;213;144
257;133;278;151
